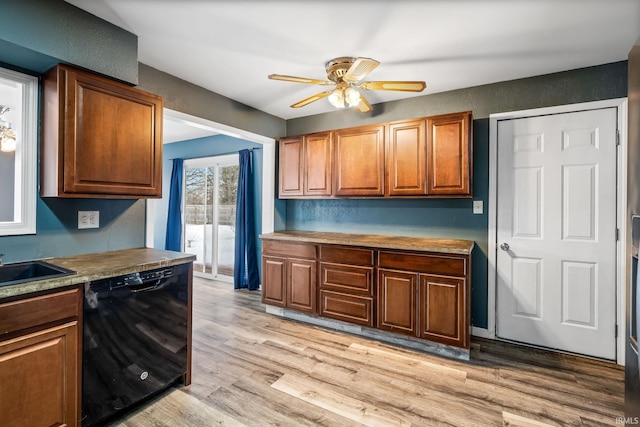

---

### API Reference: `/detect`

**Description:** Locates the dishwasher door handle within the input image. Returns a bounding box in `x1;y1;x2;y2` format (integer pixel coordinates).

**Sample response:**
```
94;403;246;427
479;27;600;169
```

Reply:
127;280;162;292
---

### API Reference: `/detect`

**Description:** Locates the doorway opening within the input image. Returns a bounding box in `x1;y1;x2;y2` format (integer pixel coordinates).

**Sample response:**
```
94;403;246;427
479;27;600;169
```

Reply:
183;154;239;282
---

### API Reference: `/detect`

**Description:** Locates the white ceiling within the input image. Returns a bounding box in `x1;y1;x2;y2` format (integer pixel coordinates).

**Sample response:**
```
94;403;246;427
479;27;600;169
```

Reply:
65;0;640;124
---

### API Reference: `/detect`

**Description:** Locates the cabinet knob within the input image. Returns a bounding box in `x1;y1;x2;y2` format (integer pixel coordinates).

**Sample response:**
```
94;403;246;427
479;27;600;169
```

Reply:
500;243;510;251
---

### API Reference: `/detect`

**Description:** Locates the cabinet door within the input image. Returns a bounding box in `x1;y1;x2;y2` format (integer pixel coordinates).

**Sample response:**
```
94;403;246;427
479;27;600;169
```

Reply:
278;136;304;197
419;274;467;348
334;125;385;196
43;65;163;198
387;119;426;196
426;112;472;196
287;258;317;313
262;256;287;307
377;269;418;336
304;132;332;196
0;322;79;427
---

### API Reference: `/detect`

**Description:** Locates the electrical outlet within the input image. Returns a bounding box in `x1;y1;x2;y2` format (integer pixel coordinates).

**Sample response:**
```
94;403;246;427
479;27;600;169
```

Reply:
78;211;100;229
473;200;483;215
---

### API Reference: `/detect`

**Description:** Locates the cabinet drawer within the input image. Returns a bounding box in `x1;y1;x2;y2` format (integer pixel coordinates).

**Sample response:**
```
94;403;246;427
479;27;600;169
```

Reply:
262;240;317;259
320;246;374;266
0;288;80;336
319;291;374;327
320;262;373;295
378;251;467;276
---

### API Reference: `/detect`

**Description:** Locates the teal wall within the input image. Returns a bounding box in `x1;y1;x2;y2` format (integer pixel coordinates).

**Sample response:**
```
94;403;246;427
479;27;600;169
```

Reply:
284;61;628;329
0;0;138;82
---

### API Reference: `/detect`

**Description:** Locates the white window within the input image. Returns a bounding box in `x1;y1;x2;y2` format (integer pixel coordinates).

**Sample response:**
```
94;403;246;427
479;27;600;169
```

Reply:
0;67;37;235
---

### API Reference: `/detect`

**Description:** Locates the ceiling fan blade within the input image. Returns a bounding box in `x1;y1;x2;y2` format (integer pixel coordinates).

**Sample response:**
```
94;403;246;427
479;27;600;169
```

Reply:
358;81;426;92
356;93;372;113
268;74;332;85
291;91;333;108
343;57;380;83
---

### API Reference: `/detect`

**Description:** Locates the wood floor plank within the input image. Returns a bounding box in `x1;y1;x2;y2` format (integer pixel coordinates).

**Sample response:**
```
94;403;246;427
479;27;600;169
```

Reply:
109;389;247;427
502;411;556;427
271;373;413;427
348;342;468;380
309;357;505;426
212;370;364;427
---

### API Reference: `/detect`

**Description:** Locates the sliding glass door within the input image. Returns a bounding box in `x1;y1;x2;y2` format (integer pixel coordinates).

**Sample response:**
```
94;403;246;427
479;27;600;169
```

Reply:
183;154;239;281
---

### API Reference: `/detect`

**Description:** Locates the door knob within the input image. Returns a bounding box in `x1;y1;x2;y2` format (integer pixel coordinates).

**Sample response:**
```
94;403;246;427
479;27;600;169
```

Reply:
500;243;510;251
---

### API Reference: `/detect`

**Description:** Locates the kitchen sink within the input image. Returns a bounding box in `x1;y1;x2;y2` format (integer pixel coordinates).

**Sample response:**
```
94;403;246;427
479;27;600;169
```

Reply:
0;260;76;287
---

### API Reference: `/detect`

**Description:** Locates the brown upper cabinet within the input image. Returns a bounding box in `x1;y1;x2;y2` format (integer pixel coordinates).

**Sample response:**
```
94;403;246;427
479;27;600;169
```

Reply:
278;136;304;197
41;64;163;198
278;111;472;199
278;132;332;198
387;119;427;196
334;124;385;197
427;112;472;196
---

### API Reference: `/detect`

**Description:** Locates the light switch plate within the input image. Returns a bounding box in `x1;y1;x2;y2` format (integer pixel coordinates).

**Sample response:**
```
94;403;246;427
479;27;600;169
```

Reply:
78;211;99;229
473;200;483;215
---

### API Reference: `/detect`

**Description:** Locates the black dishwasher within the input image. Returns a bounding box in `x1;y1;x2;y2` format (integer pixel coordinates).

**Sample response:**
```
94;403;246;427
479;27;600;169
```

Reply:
82;263;190;426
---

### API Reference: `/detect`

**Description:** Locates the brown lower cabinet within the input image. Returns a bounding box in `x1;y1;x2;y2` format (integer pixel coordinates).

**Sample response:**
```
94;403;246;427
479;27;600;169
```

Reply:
261;241;318;314
262;238;471;349
0;288;80;427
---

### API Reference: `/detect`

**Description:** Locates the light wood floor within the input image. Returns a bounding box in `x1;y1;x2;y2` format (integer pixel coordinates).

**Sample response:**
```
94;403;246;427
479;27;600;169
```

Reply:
111;277;624;427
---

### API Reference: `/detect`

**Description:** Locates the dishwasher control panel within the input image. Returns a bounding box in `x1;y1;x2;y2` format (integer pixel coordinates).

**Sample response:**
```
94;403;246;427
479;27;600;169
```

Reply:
91;268;175;291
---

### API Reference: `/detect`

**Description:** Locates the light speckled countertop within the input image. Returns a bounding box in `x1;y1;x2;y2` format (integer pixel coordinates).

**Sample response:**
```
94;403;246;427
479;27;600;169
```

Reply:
0;248;196;299
260;231;474;255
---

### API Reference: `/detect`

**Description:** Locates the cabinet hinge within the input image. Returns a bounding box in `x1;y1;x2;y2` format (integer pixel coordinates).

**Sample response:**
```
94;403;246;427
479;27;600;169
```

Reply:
616;324;619;338
616;228;620;241
616;129;620;146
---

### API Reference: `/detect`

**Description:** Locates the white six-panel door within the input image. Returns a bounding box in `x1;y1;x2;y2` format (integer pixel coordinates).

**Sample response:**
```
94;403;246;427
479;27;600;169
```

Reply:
496;108;618;360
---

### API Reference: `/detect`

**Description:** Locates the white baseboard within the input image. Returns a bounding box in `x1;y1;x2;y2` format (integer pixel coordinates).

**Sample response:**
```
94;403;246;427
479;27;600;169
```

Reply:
472;326;494;339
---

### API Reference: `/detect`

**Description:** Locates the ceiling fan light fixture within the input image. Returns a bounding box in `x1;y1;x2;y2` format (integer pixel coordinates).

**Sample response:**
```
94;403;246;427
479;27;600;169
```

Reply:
269;56;425;113
1;134;16;152
344;86;361;107
328;88;345;108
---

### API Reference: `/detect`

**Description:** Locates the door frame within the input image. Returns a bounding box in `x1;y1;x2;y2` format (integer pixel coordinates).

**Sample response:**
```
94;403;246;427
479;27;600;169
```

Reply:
486;98;628;365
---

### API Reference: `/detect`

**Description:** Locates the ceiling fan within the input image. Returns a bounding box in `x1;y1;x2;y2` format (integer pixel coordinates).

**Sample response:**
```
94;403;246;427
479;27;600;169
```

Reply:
268;57;426;113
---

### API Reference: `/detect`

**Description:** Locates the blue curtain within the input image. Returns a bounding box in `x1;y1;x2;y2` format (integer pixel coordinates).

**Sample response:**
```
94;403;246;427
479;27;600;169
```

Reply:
234;149;260;290
165;158;184;251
